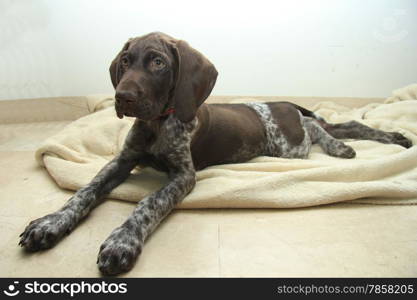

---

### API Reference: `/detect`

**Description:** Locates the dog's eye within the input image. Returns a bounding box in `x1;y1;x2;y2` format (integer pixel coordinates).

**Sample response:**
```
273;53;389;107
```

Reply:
150;57;165;70
121;57;129;68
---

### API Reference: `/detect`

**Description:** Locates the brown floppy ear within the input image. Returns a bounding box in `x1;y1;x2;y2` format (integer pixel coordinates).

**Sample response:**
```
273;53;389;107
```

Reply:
109;41;130;89
171;40;218;122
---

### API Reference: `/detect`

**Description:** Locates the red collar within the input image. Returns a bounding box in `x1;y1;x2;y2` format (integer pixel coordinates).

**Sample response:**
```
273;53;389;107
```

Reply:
154;107;175;120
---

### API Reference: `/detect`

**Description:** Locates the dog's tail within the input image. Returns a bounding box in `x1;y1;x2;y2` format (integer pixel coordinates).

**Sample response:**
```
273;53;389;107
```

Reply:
285;102;326;123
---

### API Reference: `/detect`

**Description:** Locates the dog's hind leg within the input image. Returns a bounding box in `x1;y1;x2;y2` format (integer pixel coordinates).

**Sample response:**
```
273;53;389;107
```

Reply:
320;120;412;148
304;117;356;158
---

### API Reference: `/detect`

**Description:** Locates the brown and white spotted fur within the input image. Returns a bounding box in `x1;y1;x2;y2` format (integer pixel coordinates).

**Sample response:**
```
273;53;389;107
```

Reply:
19;32;412;276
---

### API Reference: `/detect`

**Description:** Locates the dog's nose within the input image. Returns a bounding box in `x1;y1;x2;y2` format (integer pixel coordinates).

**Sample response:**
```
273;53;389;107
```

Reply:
115;90;137;104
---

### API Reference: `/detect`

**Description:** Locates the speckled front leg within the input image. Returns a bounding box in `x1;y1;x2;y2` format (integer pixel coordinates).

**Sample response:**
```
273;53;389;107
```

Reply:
97;115;197;276
19;153;138;251
97;170;195;275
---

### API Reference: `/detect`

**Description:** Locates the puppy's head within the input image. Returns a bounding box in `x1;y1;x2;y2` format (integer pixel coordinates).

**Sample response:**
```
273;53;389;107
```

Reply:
110;32;218;122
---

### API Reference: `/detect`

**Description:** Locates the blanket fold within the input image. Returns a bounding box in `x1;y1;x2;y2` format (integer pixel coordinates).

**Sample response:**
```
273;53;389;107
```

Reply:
35;84;417;208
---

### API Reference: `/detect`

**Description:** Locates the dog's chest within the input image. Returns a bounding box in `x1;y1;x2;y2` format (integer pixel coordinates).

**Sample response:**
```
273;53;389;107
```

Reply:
133;117;195;171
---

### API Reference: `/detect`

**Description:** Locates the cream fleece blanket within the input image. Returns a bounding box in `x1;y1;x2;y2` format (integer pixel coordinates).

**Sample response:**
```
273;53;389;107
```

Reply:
35;84;417;208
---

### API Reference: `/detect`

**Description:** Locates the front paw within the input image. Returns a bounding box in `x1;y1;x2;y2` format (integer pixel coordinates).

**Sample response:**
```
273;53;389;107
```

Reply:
19;211;72;251
97;226;143;276
389;132;412;148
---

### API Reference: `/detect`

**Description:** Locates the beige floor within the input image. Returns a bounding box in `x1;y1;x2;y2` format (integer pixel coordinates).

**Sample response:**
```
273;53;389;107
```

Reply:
1;96;416;277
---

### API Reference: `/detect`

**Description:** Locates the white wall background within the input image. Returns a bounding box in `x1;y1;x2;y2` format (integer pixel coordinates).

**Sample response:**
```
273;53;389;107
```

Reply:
0;0;416;100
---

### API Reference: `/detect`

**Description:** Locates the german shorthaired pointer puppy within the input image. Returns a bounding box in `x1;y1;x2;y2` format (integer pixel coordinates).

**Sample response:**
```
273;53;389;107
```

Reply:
19;32;412;275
